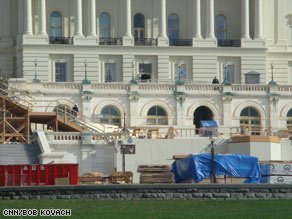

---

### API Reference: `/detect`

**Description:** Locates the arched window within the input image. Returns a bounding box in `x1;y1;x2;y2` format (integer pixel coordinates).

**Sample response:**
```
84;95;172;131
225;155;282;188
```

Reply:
99;12;111;39
168;14;179;40
240;107;261;135
100;105;121;126
134;13;145;40
147;106;168;125
50;11;62;38
215;14;227;40
287;109;292;129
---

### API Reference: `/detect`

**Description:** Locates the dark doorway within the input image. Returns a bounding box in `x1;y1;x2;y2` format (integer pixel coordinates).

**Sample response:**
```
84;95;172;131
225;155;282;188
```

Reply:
193;106;213;129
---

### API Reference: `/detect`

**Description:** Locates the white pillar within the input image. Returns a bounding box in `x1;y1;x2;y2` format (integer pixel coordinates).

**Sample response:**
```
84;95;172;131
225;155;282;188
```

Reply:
88;0;96;36
193;0;202;38
74;0;83;36
157;0;168;46
206;0;215;39
125;0;132;37
38;0;47;36
123;0;133;46
241;0;250;39
24;0;33;35
255;0;263;39
159;0;167;38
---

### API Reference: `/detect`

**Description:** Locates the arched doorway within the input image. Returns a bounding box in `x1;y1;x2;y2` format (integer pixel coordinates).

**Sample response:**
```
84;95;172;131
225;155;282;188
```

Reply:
193;106;213;129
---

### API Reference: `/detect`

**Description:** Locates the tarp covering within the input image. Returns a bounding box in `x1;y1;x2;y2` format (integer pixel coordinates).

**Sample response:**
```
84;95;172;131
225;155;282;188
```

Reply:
171;154;261;183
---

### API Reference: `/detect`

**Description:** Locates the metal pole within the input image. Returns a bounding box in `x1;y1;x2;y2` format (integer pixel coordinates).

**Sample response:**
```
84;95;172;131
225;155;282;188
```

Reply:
122;146;125;172
211;140;216;183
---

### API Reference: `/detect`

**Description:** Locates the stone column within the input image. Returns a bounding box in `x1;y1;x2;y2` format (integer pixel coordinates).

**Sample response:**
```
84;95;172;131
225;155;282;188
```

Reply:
38;0;47;36
74;0;83;36
206;0;215;39
88;0;96;36
241;0;250;39
255;0;263;39
193;0;202;39
24;0;33;35
159;0;167;38
125;0;132;37
157;0;169;46
123;0;133;46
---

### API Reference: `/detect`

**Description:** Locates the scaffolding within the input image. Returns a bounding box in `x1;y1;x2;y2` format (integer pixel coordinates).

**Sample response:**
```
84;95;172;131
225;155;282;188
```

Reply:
0;81;104;144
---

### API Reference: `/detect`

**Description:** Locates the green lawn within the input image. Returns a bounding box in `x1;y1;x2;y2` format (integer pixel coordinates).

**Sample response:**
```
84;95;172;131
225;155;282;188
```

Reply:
1;200;292;219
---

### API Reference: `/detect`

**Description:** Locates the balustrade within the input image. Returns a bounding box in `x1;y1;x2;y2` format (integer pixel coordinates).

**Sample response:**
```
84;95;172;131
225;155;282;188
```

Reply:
49;37;73;44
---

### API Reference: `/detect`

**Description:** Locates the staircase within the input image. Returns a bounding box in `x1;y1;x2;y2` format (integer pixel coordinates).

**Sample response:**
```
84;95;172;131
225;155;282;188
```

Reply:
0;144;41;165
0;81;106;143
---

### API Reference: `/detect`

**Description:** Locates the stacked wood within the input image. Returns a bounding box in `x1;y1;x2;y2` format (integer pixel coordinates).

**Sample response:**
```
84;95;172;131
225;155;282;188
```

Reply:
79;172;109;185
138;165;175;184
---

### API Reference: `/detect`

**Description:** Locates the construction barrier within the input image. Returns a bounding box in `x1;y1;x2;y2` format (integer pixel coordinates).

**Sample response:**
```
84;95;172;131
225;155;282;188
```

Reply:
0;164;78;186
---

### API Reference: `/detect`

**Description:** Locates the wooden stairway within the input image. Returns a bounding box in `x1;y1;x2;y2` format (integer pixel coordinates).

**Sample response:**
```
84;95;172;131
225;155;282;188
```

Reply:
0;83;87;144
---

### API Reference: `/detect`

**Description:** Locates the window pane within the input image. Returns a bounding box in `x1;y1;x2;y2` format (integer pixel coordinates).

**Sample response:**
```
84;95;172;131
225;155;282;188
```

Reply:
139;64;152;73
134;13;145;28
158;119;167;125
216;15;226;29
288;109;292;117
168;30;179;40
175;64;186;80
51;28;62;38
226;65;234;83
216;31;225;40
110;107;119;116
147;119;156;124
168;14;179;29
100;13;110;27
55;63;66;82
240;108;249;116
168;14;179;40
99;13;110;38
105;63;116;82
157;107;166;116
101;106;109;115
51;12;62;26
148;107;156;116
250;108;259;117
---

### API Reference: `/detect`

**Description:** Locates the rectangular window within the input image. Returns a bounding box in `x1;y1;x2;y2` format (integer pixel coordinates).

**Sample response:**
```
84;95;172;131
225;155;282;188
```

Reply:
139;64;152;81
55;63;66;82
175;64;186;81
225;65;234;83
105;63;116;82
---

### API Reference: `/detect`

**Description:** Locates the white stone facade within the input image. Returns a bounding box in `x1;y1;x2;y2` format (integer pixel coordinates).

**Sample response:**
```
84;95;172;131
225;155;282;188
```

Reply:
2;0;292;131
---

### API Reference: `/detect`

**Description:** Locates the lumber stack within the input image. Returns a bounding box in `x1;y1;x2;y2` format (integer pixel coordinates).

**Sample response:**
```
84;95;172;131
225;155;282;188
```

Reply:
138;165;175;184
79;172;109;185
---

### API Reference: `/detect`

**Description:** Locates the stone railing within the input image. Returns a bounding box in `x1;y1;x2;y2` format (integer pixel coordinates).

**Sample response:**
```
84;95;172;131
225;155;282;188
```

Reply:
43;83;83;90
1;184;292;200
185;84;222;92
9;80;292;96
231;85;269;92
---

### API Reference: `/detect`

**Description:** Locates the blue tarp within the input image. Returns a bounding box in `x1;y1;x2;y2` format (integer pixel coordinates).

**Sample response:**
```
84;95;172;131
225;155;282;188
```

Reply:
171;154;261;183
200;120;218;128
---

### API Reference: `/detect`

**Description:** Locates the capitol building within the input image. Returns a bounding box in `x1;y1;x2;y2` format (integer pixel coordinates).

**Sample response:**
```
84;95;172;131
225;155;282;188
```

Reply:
1;0;292;176
1;0;292;134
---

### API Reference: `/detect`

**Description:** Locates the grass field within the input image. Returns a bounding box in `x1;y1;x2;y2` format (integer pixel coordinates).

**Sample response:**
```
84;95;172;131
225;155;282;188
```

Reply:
1;200;292;219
